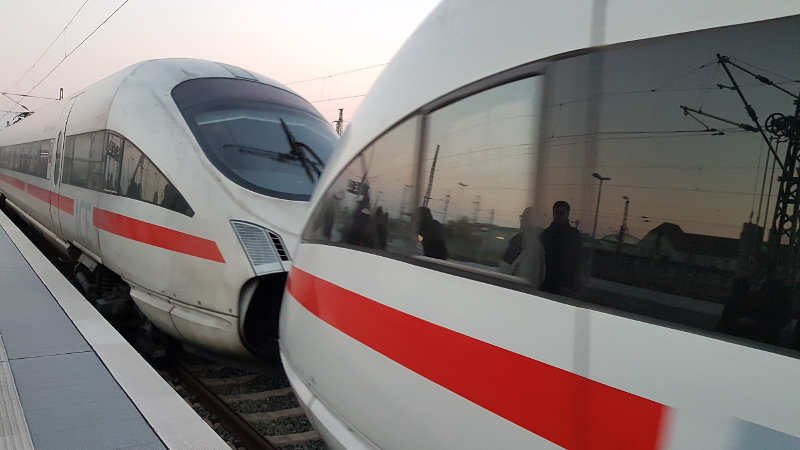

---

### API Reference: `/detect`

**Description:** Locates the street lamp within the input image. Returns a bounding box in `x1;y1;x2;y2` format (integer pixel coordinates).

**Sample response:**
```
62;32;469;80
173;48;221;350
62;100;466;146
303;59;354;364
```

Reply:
591;172;611;239
617;195;630;253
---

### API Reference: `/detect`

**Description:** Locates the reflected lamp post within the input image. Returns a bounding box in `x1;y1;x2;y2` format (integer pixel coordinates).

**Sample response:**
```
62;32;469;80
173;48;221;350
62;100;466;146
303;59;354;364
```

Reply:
591;172;611;239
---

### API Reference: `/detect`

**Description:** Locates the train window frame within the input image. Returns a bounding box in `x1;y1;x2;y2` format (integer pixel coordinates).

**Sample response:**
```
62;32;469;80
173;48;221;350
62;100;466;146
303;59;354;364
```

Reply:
301;14;800;360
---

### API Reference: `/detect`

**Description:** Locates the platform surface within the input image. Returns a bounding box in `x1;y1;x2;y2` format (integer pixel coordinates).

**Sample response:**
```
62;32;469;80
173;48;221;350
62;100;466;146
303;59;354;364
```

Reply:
0;210;227;449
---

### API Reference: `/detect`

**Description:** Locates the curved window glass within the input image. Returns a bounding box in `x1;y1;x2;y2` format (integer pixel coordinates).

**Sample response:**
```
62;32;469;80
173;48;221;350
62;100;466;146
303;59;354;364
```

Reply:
173;78;337;201
304;15;800;356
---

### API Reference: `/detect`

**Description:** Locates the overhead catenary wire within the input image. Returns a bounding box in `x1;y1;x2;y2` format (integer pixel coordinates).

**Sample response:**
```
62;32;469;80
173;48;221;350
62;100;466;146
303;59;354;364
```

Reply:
0;92;61;101
11;0;91;90
26;0;132;95
286;63;387;85
309;93;367;104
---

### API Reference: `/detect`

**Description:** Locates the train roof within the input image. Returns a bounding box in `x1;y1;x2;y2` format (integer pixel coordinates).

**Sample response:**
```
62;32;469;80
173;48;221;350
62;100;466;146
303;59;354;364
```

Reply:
316;0;800;203
0;58;302;145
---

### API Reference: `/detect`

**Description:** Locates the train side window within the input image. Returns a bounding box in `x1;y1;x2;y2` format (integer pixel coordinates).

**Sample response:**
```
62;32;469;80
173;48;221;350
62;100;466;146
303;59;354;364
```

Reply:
38;140;51;178
120;139;144;198
139;158;169;205
303;117;419;253
69;133;92;187
118;138;193;215
104;134;123;193
62;136;75;185
87;131;106;190
417;76;544;283
535;16;800;351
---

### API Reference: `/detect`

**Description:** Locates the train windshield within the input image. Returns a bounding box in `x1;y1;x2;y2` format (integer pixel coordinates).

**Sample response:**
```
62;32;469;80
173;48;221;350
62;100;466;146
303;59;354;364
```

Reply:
172;78;337;201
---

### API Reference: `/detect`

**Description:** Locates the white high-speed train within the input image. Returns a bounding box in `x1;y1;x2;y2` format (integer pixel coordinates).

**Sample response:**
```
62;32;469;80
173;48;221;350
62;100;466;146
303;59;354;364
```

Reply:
0;59;336;359
281;1;800;448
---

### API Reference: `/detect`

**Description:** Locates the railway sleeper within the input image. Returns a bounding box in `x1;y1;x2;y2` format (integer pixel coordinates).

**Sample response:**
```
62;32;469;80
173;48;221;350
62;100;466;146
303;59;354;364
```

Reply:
267;430;321;446
220;387;294;403
242;407;305;422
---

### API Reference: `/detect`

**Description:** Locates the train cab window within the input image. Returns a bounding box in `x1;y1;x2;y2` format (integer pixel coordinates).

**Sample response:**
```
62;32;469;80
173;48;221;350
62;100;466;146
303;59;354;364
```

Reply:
172;78;337;201
104;134;123;192
303;118;419;253
532;16;800;351
416;76;544;282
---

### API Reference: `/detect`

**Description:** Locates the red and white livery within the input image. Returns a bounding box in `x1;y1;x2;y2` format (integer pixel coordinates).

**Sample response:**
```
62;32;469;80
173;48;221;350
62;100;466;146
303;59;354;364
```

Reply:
0;59;336;359
281;1;800;449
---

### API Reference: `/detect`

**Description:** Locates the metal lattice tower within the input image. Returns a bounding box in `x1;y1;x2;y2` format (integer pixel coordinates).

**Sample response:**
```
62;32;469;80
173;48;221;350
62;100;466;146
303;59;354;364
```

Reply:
767;101;800;280
680;54;800;280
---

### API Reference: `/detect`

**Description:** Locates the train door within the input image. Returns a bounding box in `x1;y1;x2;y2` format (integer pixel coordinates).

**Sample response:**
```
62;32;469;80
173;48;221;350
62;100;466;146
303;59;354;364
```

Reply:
48;99;76;237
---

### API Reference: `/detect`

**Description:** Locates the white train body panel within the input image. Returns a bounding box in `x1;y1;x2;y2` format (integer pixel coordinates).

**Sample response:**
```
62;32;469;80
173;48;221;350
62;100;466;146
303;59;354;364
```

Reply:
281;1;800;449
0;59;336;358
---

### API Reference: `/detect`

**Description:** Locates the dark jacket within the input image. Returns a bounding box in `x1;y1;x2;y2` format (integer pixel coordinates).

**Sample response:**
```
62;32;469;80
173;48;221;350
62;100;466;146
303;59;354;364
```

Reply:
420;219;447;260
540;223;581;294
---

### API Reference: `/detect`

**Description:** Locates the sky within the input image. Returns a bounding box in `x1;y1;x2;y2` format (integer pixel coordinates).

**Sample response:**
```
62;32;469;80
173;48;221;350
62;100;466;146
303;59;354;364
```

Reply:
0;0;439;127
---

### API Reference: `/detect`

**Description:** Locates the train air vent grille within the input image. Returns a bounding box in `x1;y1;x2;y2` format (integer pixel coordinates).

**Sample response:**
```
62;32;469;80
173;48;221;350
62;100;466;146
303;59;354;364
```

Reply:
268;231;289;261
231;221;282;275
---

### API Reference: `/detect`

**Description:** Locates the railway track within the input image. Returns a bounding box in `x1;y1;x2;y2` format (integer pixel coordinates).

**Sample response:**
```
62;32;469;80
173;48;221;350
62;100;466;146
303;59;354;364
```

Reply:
166;356;326;450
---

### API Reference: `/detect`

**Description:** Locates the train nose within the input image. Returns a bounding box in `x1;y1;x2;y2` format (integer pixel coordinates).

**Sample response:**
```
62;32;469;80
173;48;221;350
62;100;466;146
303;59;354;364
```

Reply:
230;220;294;358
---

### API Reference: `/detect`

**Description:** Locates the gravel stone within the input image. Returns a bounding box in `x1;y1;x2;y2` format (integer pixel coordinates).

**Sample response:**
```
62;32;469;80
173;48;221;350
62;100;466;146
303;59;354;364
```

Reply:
196;366;255;378
211;373;291;396
254;416;314;436
280;440;328;450
231;394;299;414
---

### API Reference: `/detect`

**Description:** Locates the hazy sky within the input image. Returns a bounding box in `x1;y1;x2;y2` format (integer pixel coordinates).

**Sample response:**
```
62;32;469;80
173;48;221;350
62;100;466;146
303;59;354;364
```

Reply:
0;0;438;126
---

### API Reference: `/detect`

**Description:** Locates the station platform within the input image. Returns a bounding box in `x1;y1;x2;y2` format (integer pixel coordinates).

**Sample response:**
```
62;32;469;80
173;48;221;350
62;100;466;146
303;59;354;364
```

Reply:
0;211;227;449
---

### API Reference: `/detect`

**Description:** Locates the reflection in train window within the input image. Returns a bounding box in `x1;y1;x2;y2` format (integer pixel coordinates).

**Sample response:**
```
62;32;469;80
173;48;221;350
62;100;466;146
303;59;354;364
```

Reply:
88;131;106;190
68;132;94;187
419;76;544;283
303;118;419;253
62;136;75;183
117;138;193;216
0;139;51;179
119;139;144;198
104;134;123;192
537;16;800;350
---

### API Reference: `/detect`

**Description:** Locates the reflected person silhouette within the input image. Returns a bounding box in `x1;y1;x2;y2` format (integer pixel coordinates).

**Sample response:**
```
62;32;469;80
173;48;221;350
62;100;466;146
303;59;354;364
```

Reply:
501;207;546;287
346;187;375;247
418;207;447;260
375;206;389;250
540;201;581;295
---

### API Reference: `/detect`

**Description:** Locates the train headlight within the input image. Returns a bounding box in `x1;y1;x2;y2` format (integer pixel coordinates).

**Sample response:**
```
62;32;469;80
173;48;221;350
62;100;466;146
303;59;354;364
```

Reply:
230;220;290;275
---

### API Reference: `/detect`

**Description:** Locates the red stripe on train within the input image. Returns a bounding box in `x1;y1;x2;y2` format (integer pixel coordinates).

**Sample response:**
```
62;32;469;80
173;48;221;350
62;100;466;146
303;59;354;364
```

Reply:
0;173;26;190
0;173;74;215
287;267;670;450
93;208;225;263
51;192;74;215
